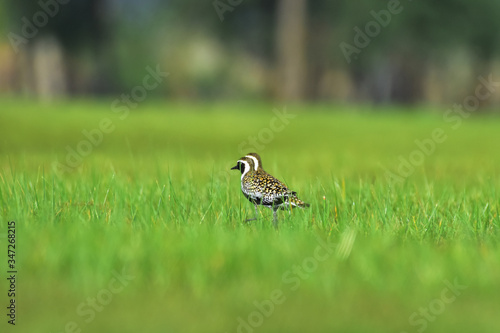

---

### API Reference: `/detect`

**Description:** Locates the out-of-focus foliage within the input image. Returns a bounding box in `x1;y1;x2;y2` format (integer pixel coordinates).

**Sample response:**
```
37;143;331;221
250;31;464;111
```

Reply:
2;0;500;105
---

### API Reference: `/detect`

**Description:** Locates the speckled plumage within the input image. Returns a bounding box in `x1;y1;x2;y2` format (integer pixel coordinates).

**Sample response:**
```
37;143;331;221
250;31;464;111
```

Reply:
231;153;309;227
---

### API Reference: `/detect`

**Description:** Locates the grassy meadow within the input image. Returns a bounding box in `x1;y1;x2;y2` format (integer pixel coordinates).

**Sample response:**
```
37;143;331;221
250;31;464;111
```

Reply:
0;99;500;333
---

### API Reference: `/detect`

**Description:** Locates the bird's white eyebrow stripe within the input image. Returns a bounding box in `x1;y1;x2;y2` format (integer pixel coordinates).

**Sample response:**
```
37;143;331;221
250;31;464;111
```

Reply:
238;160;250;180
245;155;259;171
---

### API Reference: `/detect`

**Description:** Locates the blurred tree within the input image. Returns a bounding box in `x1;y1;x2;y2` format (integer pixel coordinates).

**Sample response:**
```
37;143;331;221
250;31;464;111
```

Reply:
275;0;307;101
7;0;114;97
329;0;500;105
2;0;500;107
0;0;16;92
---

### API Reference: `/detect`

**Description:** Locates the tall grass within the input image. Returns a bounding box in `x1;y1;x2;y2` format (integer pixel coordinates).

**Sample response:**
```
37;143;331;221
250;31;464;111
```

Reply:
0;100;499;333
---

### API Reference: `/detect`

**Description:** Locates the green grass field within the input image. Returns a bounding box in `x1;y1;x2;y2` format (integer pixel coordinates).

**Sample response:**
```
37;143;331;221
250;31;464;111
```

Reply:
1;99;499;333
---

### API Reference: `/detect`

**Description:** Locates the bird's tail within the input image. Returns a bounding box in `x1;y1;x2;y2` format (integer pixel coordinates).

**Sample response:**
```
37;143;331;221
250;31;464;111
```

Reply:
284;193;310;209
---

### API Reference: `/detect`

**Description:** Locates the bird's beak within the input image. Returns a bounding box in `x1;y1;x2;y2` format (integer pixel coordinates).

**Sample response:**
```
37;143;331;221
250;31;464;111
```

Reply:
231;164;239;170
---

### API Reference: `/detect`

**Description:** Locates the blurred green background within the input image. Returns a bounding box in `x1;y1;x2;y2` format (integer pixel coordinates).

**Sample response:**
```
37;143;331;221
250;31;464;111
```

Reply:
1;1;500;333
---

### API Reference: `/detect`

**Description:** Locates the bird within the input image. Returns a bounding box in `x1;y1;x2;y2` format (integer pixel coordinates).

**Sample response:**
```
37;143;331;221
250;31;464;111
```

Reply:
230;153;309;228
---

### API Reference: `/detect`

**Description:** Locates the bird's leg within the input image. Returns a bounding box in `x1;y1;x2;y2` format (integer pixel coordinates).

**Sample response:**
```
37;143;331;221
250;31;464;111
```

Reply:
245;203;259;222
272;208;278;229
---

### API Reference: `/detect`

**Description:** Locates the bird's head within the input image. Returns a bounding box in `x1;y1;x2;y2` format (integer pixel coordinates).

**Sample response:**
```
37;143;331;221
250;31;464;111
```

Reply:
231;153;262;177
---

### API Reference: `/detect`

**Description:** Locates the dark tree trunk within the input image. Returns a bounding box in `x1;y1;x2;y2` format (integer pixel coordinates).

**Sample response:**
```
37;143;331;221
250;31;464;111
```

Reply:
275;0;307;102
